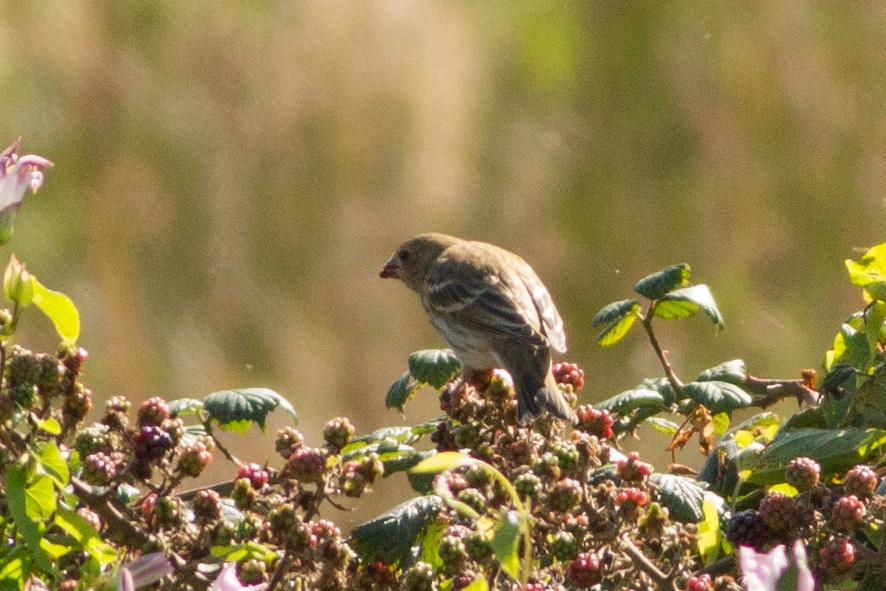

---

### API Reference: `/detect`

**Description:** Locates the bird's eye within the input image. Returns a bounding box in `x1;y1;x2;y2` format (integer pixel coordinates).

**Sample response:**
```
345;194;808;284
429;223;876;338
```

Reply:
398;249;410;261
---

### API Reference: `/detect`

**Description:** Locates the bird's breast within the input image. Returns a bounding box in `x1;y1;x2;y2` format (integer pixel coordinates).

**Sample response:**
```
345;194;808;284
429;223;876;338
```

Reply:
427;313;500;370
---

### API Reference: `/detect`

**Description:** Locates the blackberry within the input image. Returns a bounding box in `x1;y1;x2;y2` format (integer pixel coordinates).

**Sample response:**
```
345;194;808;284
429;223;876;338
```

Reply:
785;457;820;491
177;440;213;477
843;464;879;498
576;406;614;440
726;510;770;550
550;531;578;562
515;472;543;500
132;425;174;462
323;416;355;452
137;396;170;428
274;426;304;459
685;573;712;591
402;561;435;591
83;452;117;486
76;507;102;531
286;447;326;483
617;451;652;482
548;478;584;512
236;462;270;490
757;492;798;534
818;537;855;579
831;495;866;532
553;362;585;392
567;553;602;588
192;489;222;525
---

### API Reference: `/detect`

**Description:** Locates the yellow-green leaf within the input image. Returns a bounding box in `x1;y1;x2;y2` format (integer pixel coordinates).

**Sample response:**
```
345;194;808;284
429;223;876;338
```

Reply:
411;452;475;474
30;277;80;344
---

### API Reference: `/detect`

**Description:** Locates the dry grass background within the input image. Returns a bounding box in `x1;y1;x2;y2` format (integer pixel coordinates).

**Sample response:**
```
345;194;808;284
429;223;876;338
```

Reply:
2;2;886;529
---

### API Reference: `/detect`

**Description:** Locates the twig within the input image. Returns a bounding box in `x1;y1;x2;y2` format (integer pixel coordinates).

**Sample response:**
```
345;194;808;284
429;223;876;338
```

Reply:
70;476;151;549
266;546;293;591
743;376;819;408
641;310;684;396
619;534;678;591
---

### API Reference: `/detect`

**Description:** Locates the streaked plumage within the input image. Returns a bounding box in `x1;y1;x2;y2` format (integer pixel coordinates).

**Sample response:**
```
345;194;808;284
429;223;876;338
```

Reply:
380;233;577;425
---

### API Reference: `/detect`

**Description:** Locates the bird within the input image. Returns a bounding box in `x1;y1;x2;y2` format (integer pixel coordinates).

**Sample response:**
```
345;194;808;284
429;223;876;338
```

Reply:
380;233;577;425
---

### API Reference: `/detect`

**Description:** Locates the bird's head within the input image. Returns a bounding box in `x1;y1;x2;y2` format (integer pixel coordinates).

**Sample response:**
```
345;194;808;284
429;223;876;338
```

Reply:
380;233;459;292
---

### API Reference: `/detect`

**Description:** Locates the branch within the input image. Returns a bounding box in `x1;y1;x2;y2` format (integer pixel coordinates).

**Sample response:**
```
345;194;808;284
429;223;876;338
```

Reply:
70;476;151;549
743;375;818;408
619;534;678;591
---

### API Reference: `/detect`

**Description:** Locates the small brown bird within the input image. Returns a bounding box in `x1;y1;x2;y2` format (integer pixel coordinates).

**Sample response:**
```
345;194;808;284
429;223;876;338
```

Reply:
380;233;577;425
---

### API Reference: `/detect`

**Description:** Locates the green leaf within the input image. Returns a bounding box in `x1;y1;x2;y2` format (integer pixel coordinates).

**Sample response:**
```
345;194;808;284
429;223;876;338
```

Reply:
31;278;80;344
349;496;441;565
350;423;438;447
381;449;436;476
0;548;27;589
386;371;420;412
683;381;752;414
342;441;414;463
458;578;489;591
846;242;886;301
168;398;204;417
6;466;51;571
712;412;730;436
210;542;276;562
633;264;691;299
595;388;666;416
54;506;118;564
651;473;711;523
697;498;722;565
592;299;640;346
491;509;521;581
408;349;460;389
643;417;680;435
654;285;724;328
737;428;886;484
696;360;747;385
202;388;297;432
32;416;61;436
36;441;69;488
410;451;476;474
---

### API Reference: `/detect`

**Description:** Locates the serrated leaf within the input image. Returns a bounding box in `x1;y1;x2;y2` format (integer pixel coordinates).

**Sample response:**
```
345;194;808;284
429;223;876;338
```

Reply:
168;398;204;417
651;473;710;522
737;427;886;484
593;299;640;346
846;242;886;301
491;510;521;581
202;387;296;431
696;360;747;385
654;285;724;328
386;371;420;412
683;381;752;414
351;423;438;447
31;278;80;344
633;264;691;299
382;449;436;476
408;349;461;389
350;496;441;565
595;388;666;415
592;299;640;327
411;451;476;474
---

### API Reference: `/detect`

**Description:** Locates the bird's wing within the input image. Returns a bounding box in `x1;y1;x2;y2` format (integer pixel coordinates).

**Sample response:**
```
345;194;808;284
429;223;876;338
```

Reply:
513;260;567;353
423;247;547;347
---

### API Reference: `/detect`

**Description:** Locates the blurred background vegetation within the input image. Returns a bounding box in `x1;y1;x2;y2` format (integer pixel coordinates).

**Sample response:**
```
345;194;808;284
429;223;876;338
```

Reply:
2;2;885;528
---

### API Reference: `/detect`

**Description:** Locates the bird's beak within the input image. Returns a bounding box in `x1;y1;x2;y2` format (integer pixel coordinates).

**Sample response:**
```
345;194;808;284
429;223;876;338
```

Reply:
379;258;400;279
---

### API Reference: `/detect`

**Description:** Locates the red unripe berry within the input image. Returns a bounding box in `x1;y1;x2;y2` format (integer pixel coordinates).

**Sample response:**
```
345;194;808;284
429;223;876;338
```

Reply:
567;553;602;588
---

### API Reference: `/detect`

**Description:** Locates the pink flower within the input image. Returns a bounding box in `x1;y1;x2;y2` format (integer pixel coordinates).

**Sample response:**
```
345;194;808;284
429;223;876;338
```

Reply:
738;541;814;591
209;562;267;591
0;138;52;213
0;138;52;244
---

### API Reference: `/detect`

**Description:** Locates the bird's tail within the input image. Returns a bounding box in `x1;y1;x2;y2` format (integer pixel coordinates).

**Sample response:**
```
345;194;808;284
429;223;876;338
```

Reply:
500;344;577;425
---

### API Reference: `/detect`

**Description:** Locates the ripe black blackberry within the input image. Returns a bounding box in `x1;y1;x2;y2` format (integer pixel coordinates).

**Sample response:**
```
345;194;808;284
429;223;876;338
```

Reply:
726;509;770;551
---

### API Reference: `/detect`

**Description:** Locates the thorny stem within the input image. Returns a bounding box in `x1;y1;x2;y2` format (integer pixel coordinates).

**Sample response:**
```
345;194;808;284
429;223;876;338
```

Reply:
266;546;293;591
70;476;152;549
641;306;684;396
619;534;679;591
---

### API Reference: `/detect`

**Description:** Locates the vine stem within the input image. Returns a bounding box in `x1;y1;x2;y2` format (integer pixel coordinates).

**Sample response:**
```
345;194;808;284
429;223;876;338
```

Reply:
619;534;678;591
641;306;684;395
